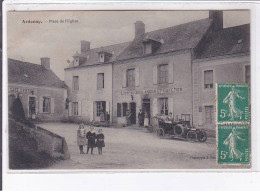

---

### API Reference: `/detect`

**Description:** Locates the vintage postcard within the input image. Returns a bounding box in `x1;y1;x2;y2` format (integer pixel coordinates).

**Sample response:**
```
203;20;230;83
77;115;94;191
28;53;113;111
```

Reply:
5;8;252;170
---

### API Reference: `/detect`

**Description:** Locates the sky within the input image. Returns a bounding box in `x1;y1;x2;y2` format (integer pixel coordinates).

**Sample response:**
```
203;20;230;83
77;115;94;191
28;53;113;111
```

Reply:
7;10;250;80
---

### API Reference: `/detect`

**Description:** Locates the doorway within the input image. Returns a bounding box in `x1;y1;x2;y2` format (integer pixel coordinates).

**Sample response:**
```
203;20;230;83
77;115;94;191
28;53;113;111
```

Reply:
29;96;36;119
142;98;150;124
130;102;136;124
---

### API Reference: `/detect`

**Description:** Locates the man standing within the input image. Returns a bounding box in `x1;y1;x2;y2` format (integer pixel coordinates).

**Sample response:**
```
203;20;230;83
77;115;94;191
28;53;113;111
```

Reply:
11;93;26;122
138;109;144;127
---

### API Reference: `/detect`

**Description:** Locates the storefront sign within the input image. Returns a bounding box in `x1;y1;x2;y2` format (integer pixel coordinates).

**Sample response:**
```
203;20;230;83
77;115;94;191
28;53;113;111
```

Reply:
120;88;182;95
9;87;36;94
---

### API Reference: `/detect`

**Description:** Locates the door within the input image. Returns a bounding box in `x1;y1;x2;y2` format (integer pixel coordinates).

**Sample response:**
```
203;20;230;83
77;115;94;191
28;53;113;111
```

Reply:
29;96;36;119
142;99;150;124
130;102;136;124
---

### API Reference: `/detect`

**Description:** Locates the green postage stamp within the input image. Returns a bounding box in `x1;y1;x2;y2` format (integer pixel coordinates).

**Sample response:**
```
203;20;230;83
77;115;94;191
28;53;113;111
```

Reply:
217;83;249;123
217;125;250;165
216;83;250;165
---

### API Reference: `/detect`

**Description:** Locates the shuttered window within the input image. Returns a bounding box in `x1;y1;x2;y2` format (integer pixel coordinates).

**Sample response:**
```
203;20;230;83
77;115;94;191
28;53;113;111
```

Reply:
73;76;79;90
117;103;121;117
205;106;214;124
204;70;213;89
97;73;104;89
158;64;168;84
127;69;135;87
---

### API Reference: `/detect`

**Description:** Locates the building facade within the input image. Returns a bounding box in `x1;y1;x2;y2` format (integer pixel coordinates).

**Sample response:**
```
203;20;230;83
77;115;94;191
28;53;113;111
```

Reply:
192;24;250;130
64;41;129;122
8;58;67;121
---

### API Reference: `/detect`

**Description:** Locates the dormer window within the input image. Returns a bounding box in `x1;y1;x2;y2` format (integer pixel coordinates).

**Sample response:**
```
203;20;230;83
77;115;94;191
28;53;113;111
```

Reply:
72;51;87;67
142;36;162;55
98;50;112;63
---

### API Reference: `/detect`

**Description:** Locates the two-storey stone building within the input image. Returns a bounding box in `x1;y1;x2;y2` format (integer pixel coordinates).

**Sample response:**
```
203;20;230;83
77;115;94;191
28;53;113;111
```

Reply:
65;11;250;131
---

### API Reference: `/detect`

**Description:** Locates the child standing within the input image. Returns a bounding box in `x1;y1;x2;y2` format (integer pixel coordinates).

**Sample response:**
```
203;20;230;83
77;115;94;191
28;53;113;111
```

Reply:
77;123;87;154
96;129;105;155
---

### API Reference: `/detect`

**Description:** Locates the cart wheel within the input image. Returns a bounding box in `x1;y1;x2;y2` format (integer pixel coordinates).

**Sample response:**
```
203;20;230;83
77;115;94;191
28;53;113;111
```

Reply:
157;128;165;138
187;131;197;142
174;124;185;137
197;130;207;142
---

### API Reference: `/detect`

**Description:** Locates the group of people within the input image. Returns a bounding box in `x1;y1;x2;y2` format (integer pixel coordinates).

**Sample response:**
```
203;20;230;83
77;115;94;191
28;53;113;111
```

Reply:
138;109;150;127
77;124;105;155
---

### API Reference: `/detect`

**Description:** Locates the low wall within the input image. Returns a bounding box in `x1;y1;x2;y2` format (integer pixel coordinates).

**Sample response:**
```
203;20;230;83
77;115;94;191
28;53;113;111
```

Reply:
9;119;70;169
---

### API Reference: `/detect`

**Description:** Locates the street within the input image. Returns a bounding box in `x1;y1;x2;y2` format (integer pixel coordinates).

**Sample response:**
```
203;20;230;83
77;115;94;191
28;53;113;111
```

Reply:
38;123;218;169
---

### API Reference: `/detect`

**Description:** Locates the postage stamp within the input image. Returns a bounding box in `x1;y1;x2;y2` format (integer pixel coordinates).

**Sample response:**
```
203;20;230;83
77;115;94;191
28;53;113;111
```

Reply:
217;125;250;165
217;83;249;123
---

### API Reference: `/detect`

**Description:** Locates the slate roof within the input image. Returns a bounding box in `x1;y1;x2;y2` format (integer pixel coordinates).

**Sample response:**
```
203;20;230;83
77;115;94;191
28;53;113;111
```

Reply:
8;58;66;88
116;18;213;61
195;24;250;59
71;42;130;67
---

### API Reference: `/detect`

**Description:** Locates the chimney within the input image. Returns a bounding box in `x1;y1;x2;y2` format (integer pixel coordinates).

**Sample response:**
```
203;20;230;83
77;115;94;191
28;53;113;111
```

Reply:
41;57;50;69
81;40;90;53
135;21;145;38
209;10;223;31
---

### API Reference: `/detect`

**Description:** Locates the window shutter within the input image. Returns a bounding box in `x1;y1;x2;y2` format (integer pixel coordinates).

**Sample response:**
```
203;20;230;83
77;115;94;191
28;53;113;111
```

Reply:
106;101;109;113
68;102;72;116
122;69;127;88
135;67;140;87
89;101;94;121
35;96;38;114
78;101;82;116
153;65;158;85
39;97;43;113
50;97;55;114
152;98;158;116
168;63;174;83
168;97;174;115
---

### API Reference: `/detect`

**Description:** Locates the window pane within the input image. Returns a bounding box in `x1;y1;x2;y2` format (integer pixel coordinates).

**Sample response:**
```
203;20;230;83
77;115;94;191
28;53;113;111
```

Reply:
43;97;50;113
73;76;79;90
97;73;104;89
73;102;78;116
158;64;168;84
122;103;128;116
204;70;213;84
127;69;135;87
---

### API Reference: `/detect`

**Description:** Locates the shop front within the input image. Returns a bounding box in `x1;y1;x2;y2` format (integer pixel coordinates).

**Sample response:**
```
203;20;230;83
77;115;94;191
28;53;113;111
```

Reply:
113;86;191;127
8;83;67;121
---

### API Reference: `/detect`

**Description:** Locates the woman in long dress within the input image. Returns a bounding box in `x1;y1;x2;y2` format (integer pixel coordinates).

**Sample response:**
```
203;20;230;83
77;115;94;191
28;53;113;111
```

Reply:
223;128;245;161
77;123;87;154
223;86;245;120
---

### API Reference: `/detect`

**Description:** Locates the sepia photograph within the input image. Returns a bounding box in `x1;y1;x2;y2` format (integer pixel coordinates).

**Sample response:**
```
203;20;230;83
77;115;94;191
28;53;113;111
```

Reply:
6;9;251;170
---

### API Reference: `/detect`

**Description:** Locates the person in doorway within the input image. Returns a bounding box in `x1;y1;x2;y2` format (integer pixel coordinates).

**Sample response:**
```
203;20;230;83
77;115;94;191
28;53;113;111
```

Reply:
144;112;149;128
100;108;105;122
105;111;110;125
138;109;144;127
96;129;105;155
11;93;26;122
126;110;132;126
77;123;87;154
86;126;96;154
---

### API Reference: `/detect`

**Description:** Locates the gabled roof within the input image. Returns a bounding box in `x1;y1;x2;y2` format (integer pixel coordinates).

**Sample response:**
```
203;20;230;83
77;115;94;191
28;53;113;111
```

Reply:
74;42;130;67
8;58;67;88
116;18;213;61
195;24;250;59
